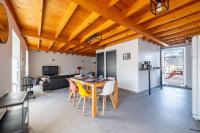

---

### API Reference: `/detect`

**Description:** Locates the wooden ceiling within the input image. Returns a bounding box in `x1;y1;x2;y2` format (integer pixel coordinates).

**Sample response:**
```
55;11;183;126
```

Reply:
4;0;200;56
0;4;8;43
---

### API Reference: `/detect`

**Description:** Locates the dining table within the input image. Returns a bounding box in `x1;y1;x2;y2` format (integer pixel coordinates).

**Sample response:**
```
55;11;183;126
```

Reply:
70;77;118;118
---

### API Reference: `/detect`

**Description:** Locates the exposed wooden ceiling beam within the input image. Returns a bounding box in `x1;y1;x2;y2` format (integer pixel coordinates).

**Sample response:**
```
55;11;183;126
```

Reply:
68;12;100;41
160;28;200;40
105;34;143;48
80;20;116;43
72;46;85;53
48;1;78;50
60;45;76;53
135;0;196;24
163;32;197;42
48;41;55;50
154;20;200;38
79;49;96;55
108;0;119;7
168;40;185;45
142;2;200;29
56;42;67;51
38;0;44;36
55;1;78;38
29;45;56;52
94;17;199;46
122;0;148;17
37;0;44;49
0;23;5;30
4;0;29;47
162;32;200;43
149;12;200;34
90;25;127;44
98;30;136;46
4;0;21;30
71;0;168;47
77;47;92;54
165;38;185;43
22;30;100;49
37;39;41;49
22;30;77;44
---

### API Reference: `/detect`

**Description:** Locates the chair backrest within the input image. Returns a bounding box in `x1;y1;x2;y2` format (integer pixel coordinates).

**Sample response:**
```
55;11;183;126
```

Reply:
98;75;103;79
67;78;77;92
87;74;93;78
76;81;90;97
101;81;115;96
108;77;115;80
22;77;33;87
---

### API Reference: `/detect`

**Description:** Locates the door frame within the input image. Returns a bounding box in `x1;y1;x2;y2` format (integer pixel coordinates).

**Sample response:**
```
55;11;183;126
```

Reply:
96;52;105;78
161;46;186;88
106;50;117;79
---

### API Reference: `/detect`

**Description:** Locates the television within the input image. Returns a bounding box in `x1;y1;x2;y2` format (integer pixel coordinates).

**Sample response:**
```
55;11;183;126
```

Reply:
42;66;58;76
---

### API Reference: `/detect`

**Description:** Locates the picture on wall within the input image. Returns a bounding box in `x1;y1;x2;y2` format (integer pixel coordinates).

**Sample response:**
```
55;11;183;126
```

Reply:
123;53;131;60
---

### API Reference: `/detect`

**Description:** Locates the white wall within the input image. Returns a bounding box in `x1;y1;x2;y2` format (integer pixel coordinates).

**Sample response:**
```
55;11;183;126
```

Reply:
138;39;161;92
29;51;95;77
97;39;161;93
97;39;139;92
0;0;29;117
185;45;192;88
0;0;28;96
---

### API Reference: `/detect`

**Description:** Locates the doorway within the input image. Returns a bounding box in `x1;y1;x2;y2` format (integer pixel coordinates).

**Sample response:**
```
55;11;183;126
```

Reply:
162;47;185;87
96;52;104;78
12;30;20;92
106;50;116;78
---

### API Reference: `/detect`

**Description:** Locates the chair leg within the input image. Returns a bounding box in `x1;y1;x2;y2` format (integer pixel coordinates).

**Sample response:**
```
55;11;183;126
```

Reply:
76;97;82;109
72;92;76;107
82;97;86;116
67;91;73;103
110;95;115;109
102;96;106;116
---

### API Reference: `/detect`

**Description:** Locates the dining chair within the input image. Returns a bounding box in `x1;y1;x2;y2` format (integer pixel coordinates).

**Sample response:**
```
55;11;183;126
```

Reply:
67;78;78;106
98;80;115;116
76;81;92;116
107;77;115;80
98;75;103;79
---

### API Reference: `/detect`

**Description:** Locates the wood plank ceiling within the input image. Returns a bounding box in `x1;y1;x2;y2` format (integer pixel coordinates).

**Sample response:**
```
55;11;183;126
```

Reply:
5;0;200;56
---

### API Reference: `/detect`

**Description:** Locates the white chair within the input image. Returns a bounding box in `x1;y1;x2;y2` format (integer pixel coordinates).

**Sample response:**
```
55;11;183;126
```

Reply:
98;75;103;79
98;81;115;115
107;77;115;80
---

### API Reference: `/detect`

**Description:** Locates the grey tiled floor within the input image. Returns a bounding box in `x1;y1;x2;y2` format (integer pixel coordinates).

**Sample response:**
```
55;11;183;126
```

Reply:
29;86;200;133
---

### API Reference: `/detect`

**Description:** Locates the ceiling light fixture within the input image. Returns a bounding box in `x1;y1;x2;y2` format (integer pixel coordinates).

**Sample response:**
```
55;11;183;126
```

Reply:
150;0;169;15
86;33;102;43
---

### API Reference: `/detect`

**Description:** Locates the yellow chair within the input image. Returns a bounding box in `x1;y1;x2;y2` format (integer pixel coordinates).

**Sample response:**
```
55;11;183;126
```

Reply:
76;81;92;116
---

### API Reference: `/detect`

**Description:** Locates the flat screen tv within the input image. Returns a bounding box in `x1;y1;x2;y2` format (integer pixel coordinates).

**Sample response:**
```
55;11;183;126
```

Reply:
42;66;58;76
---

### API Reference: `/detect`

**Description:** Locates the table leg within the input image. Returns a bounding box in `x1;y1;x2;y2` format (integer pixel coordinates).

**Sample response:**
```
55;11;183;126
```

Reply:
92;84;97;118
114;81;118;110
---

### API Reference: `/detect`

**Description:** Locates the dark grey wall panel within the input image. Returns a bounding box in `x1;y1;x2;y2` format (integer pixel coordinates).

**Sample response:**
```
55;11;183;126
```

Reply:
106;50;116;78
97;52;104;77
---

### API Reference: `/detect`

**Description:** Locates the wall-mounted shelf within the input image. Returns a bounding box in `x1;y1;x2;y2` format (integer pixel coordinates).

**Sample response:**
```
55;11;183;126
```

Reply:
140;67;162;95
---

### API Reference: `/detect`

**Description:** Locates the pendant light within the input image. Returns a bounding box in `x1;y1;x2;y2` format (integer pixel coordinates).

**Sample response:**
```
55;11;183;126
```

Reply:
150;0;169;15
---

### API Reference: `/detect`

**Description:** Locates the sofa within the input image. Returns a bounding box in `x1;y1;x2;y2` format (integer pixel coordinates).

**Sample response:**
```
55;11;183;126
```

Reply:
42;74;77;91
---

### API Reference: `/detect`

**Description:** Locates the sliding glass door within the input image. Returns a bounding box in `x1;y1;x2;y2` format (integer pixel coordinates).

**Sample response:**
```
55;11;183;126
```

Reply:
162;47;185;87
